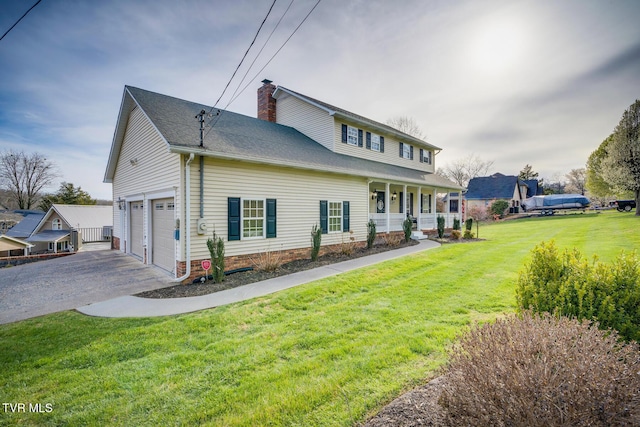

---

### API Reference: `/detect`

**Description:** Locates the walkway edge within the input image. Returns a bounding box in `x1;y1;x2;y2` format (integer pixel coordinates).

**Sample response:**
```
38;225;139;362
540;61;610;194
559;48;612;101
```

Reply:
77;240;441;318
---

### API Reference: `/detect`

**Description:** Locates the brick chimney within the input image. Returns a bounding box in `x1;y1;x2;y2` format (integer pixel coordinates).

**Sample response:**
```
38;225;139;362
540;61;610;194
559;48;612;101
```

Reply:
257;79;277;122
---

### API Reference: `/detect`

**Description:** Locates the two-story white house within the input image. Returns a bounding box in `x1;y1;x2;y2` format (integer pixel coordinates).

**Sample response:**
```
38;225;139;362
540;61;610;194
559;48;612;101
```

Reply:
104;80;462;282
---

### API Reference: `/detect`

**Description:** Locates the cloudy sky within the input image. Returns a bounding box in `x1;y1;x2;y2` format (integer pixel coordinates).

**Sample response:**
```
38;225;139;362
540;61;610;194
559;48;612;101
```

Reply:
1;0;639;200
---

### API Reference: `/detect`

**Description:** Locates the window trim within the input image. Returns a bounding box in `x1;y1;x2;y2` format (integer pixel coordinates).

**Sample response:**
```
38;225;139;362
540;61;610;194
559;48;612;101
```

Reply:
402;143;412;159
346;125;359;146
328;201;343;233
370;133;381;152
52;218;62;230
241;198;266;240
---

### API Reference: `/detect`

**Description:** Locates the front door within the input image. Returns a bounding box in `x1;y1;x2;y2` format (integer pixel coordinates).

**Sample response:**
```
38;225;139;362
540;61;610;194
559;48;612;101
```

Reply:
376;192;386;213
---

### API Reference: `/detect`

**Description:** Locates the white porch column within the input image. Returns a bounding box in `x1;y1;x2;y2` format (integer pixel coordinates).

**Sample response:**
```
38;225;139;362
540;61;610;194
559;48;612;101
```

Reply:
446;191;451;228
432;188;437;227
385;182;390;234
417;186;422;228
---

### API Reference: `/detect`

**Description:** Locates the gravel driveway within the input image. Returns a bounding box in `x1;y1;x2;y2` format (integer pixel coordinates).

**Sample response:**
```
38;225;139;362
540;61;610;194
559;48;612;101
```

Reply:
0;249;174;324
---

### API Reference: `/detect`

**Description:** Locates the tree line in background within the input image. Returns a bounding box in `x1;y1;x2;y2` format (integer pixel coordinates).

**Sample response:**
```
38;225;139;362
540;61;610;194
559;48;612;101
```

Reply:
586;100;640;215
0;149;106;212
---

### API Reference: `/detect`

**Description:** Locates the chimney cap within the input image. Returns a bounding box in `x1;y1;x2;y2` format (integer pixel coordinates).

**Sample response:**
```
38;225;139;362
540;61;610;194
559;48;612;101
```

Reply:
261;79;273;85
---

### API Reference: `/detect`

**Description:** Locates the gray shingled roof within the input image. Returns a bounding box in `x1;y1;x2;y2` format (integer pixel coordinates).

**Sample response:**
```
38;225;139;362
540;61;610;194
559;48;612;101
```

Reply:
124;86;460;190
466;174;521;200
5;213;45;238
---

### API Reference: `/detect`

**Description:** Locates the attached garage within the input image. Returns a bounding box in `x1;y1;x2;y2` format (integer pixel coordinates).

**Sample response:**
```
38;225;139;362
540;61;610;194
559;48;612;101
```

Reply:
129;201;144;259
151;198;175;273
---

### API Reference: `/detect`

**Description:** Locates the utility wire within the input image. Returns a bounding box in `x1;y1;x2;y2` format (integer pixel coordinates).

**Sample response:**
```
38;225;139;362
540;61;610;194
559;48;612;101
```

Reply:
207;0;278;115
228;0;322;107
0;0;43;42
204;0;322;139
226;0;295;109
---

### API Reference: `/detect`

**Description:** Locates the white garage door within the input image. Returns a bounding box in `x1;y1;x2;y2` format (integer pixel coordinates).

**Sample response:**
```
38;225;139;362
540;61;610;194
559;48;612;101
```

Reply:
152;198;175;273
130;201;144;259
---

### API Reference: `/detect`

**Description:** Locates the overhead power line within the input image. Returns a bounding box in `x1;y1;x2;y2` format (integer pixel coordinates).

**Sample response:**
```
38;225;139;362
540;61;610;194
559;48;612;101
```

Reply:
0;0;43;43
207;0;278;114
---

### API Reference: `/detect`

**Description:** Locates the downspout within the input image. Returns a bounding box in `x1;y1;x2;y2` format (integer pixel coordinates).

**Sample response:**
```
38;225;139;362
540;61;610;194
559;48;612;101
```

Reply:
200;155;204;219
172;153;195;282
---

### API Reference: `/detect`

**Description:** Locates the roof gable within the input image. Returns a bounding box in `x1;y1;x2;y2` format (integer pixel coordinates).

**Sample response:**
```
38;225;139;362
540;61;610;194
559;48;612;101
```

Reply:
33;205;112;235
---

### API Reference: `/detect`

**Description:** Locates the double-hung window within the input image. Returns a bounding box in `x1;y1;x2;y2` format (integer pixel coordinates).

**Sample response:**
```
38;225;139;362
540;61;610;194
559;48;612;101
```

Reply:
328;202;342;233
242;199;264;238
370;134;381;152
403;144;411;159
347;126;359;146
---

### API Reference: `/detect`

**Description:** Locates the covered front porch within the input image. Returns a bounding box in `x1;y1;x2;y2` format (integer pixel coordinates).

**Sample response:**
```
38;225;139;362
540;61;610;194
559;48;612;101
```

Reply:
368;181;462;233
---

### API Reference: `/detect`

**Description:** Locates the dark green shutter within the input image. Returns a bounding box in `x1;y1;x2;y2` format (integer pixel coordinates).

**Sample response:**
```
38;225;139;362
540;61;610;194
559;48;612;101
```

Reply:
341;124;347;143
399;142;404;157
320;200;328;234
410;145;414;160
420;148;424;163
380;136;384;152
228;197;241;241
266;199;276;238
366;132;371;149
358;129;363;147
343;201;350;232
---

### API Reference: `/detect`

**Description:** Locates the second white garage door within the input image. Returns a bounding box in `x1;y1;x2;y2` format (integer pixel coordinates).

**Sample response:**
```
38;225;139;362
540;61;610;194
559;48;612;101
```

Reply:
152;198;175;273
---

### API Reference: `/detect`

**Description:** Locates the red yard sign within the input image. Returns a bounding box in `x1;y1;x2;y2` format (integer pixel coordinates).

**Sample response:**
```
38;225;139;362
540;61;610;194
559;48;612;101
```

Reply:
201;260;211;271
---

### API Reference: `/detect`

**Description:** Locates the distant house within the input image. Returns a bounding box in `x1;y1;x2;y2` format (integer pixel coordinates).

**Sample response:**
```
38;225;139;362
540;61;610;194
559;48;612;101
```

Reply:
26;204;113;253
0;234;33;257
104;80;462;281
465;173;542;212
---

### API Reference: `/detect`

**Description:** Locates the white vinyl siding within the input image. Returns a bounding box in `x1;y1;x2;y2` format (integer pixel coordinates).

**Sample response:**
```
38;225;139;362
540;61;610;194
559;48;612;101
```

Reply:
111;106;181;257
188;158;367;260
333;121;435;173
275;92;335;151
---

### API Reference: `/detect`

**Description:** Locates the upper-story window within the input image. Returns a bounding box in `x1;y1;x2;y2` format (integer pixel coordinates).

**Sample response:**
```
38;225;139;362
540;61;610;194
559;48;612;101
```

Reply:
347;126;359;146
52;218;62;230
399;142;413;160
420;149;432;165
370;134;381;152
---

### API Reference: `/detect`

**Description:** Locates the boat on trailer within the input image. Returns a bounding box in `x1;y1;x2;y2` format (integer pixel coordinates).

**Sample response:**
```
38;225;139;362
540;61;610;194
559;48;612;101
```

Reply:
521;194;590;215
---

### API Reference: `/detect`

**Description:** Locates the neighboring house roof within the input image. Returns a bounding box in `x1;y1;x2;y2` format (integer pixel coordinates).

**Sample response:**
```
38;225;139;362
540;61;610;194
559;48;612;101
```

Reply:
0;234;33;251
524;179;544;197
466;174;522;200
5;213;46;238
104;86;461;190
47;204;113;229
273;86;441;151
26;230;70;243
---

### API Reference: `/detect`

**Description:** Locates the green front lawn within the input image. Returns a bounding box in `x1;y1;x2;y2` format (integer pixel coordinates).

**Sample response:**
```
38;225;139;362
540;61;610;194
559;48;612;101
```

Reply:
1;212;637;426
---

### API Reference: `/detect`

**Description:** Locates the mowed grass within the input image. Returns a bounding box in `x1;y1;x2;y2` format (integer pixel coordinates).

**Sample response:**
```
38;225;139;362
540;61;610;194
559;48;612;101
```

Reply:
1;212;638;426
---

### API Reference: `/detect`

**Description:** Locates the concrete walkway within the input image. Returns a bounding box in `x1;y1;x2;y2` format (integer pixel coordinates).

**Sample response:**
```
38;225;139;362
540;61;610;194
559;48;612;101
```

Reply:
77;239;440;319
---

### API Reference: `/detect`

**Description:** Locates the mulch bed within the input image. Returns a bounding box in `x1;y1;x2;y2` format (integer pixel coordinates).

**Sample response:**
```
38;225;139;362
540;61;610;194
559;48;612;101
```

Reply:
136;240;420;299
363;376;449;426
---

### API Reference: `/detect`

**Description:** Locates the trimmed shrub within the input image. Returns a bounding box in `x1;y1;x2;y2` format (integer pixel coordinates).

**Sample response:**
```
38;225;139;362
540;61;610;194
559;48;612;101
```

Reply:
462;230;474;239
402;216;413;243
366;219;376;249
206;231;225;283
464;218;473;231
436;215;445;238
440;312;640;426
450;229;461;240
516;241;640;342
489;199;509;218
452;218;461;231
310;224;322;261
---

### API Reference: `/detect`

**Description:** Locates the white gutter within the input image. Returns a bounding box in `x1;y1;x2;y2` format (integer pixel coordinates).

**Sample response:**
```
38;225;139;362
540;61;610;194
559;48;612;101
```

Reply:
172;153;195;282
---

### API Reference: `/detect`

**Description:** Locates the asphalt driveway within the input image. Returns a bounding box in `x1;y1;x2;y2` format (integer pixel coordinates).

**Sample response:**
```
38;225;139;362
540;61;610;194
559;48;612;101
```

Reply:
0;250;174;324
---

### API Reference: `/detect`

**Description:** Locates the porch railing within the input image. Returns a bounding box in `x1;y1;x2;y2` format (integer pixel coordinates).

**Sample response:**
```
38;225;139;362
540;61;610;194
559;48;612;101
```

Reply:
76;227;113;243
370;213;461;232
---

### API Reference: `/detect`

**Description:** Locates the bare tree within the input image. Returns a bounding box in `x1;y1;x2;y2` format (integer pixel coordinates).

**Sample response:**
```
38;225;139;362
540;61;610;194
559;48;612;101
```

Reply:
565;168;587;195
386;116;425;140
438;154;495;188
0;150;58;210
